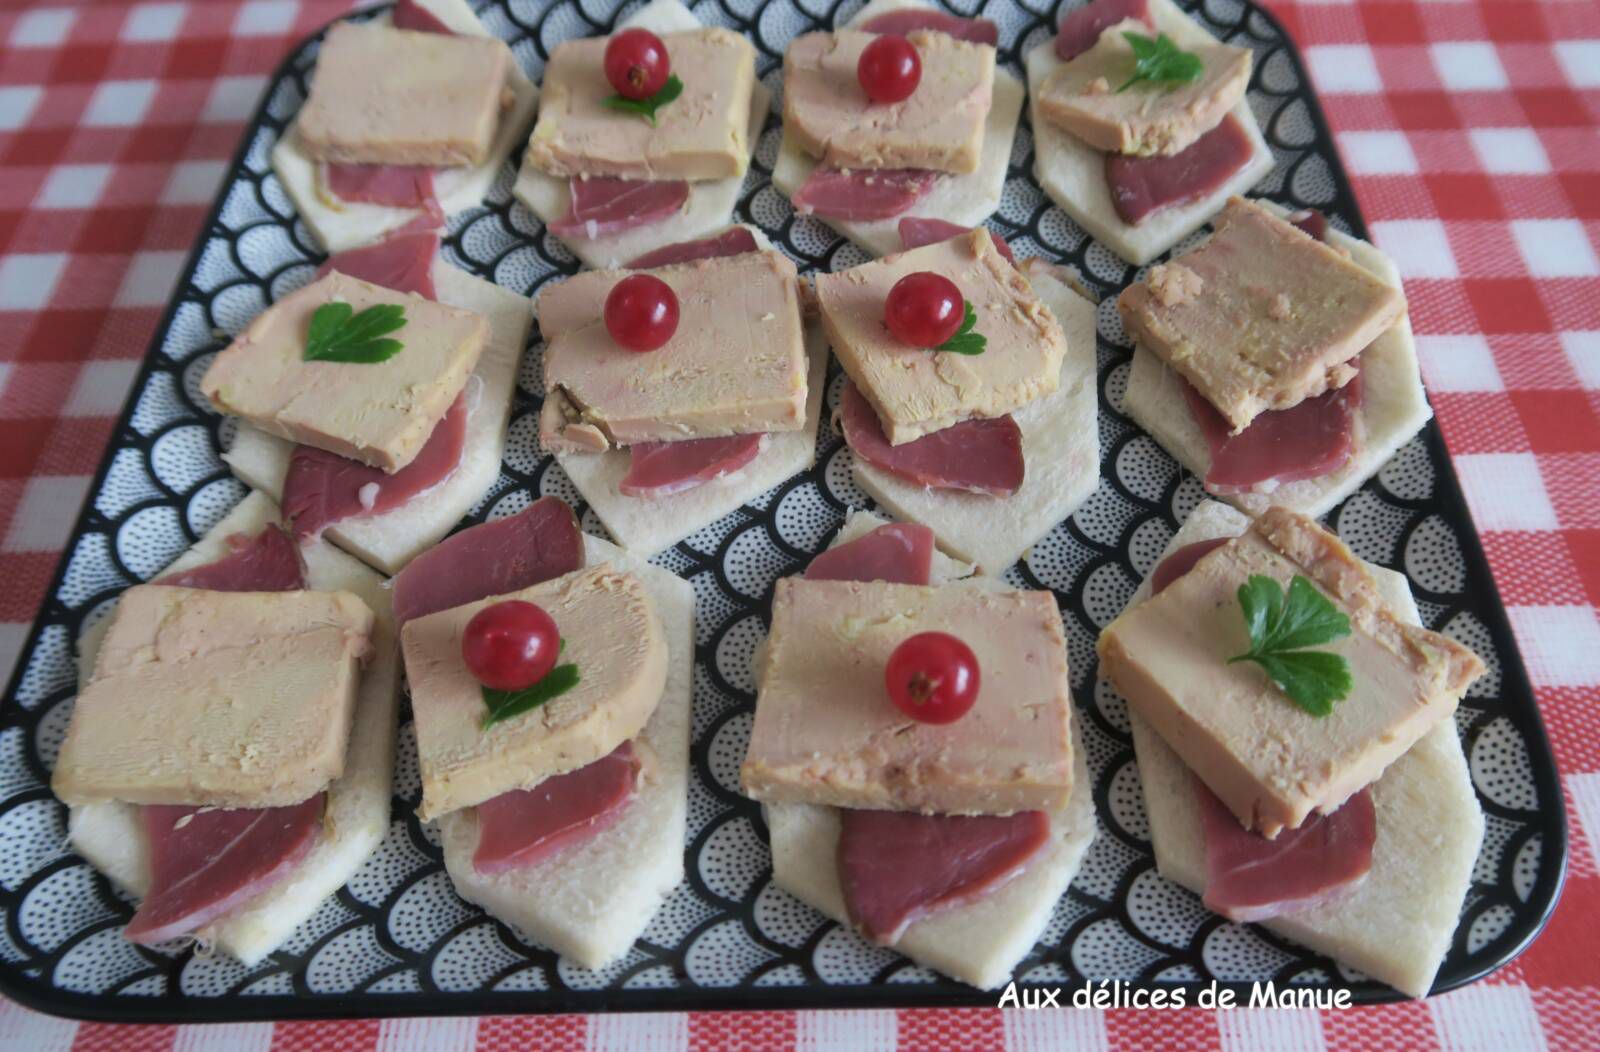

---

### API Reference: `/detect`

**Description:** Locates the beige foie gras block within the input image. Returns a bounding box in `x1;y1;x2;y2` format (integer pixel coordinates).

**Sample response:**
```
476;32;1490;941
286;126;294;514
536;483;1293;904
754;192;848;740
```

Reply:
55;584;374;808
1098;507;1484;837
202;271;487;474
70;491;400;966
403;564;668;820
527;27;756;181
816;229;1066;445
1127;500;1482;998
438;534;691;971
742;576;1076;814
538;250;808;450
296;22;513;167
783;29;994;175
1117;197;1405;433
1036;22;1251;157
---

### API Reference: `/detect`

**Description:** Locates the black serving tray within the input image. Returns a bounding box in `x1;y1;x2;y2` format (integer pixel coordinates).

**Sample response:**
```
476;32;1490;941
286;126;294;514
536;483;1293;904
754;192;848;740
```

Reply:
0;0;1565;1021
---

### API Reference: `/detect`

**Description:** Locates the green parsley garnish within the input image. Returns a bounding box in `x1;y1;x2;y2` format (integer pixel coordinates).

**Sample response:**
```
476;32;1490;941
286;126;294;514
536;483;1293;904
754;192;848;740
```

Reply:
602;74;684;127
481;659;581;729
304;302;406;364
933;300;986;356
1227;575;1353;716
1117;32;1204;94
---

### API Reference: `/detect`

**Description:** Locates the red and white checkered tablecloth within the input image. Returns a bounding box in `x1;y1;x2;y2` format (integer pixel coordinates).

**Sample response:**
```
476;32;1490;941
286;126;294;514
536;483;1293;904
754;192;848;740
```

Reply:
1;0;1596;1047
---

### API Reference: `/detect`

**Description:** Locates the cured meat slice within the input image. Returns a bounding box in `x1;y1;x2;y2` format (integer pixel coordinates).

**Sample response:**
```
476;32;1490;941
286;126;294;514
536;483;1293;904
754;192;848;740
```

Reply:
391;496;584;625
1055;0;1152;61
619;434;765;497
314;221;441;299
627;227;759;268
471;743;641;873
859;8;999;45
549;177;690;239
791;167;939;222
393;0;454;34
323;163;438;209
282;391;469;541
838;808;1051;943
1105;114;1253;226
155;526;305;592
839;381;1024;497
1290;207;1329;242
1149;537;1227;596
897;216;1016;264
1194;773;1376;922
124;795;324;945
805;521;935;585
1182;370;1362;491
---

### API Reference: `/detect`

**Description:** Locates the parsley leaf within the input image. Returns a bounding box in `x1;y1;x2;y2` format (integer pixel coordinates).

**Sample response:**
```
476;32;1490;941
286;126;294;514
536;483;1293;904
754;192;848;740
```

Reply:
481;662;581;728
1226;574;1352;716
304;302;406;364
1116;32;1205;94
934;300;987;355
602;74;684;127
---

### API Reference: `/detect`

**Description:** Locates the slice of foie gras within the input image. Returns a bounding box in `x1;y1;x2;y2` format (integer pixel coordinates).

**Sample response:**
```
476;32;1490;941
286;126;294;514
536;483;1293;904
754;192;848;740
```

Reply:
1097;507;1484;837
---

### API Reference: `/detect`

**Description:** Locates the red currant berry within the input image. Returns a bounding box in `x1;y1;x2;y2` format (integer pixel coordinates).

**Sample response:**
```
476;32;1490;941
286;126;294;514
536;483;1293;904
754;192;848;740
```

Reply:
884;271;964;348
857;35;921;104
604;28;671;100
604;274;679;352
884;631;980;724
462;600;561;692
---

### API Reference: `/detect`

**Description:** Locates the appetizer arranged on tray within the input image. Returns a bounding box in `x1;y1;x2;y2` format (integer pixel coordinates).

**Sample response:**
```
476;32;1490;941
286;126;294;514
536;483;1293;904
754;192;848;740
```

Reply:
818;228;1098;574
208;227;533;574
394;497;693;969
56;492;399;963
1026;0;1273;264
1119;197;1427;517
514;0;767;269
273;0;539;252
741;510;1096;989
1099;503;1486;997
536;230;825;555
772;0;1026;257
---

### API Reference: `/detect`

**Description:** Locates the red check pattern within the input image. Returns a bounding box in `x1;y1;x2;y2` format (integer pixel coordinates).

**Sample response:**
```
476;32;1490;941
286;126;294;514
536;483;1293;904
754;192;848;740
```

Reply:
0;0;1596;1048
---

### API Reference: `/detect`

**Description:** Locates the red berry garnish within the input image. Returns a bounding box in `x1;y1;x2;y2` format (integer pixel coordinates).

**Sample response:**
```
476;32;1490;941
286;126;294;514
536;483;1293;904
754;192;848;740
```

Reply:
605;28;671;100
604;273;679;352
885;271;964;348
857;35;921;104
462;600;561;692
884;631;980;724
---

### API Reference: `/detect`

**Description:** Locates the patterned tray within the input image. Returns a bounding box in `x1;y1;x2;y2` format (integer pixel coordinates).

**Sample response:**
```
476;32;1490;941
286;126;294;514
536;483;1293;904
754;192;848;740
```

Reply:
0;0;1567;1021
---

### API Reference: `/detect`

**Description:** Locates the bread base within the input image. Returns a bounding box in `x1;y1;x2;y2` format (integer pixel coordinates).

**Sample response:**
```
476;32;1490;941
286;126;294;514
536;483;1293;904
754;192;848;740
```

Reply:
848;262;1099;575
764;510;1096;990
69;491;399;967
1023;0;1274;267
437;534;692;971
224;263;531;575
1121;209;1431;518
270;0;539;254
1126;500;1483;998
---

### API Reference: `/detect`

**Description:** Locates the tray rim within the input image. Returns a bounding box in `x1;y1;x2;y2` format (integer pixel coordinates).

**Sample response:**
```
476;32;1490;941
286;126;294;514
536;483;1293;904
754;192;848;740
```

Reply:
0;0;1567;1022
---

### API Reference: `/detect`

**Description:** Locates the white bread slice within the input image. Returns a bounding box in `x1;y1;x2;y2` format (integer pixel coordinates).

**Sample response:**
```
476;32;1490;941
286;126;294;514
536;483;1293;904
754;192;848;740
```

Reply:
764;510;1096;990
437;534;691;970
224;262;531;575
552;308;829;557
1024;0;1274;266
1126;500;1483;998
847;261;1099;576
271;0;538;254
68;491;399;967
1121;208;1430;518
771;0;1024;259
513;0;768;270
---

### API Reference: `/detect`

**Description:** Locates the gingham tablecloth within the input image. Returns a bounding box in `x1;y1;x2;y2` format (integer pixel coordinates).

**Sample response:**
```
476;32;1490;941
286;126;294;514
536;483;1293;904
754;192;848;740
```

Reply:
0;0;1596;1048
